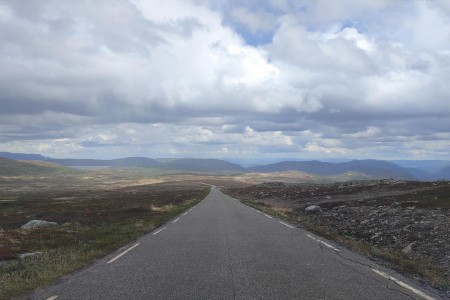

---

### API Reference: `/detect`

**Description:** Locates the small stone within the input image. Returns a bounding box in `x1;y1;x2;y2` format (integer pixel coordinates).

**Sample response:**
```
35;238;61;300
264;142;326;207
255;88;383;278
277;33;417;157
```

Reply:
305;205;322;213
19;252;43;259
371;232;381;239
402;243;414;254
21;220;57;229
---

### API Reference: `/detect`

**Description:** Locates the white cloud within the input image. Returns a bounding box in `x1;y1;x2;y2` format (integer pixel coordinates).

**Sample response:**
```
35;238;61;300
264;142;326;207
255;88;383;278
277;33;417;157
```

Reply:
0;0;450;159
230;7;278;34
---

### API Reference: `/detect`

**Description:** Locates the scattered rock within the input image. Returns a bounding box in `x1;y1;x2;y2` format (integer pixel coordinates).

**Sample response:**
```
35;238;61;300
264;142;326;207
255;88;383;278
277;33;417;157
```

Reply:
226;180;450;270
305;205;322;213
21;220;57;229
402;243;414;255
371;232;381;239
360;219;370;225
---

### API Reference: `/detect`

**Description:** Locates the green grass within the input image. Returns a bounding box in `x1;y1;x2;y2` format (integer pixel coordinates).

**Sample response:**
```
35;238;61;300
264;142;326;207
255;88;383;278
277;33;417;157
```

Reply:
240;200;449;291
0;186;209;299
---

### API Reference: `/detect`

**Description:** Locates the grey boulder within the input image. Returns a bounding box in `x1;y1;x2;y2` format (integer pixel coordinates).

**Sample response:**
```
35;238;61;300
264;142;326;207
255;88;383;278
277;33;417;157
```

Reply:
21;220;57;229
305;205;322;213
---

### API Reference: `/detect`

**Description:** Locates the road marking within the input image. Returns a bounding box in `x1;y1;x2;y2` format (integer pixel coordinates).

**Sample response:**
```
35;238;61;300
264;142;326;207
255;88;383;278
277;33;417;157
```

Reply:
279;221;294;229
46;296;58;300
182;212;188;216
264;214;273;219
107;243;140;264
306;234;340;252
318;240;341;252
153;227;167;235
173;218;180;223
189;208;193;211
372;269;435;300
306;234;317;241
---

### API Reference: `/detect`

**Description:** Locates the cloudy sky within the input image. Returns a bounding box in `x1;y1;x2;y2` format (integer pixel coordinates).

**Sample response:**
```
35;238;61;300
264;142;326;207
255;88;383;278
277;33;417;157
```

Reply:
1;0;450;160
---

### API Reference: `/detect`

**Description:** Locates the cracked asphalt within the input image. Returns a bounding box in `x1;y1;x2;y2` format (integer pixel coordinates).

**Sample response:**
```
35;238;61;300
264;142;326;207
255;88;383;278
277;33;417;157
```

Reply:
30;187;441;300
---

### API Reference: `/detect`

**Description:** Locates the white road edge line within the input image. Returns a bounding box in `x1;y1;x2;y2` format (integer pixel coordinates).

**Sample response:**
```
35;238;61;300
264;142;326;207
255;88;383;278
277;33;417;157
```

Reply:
107;243;140;264
46;296;58;300
152;227;167;236
183;212;188;216
173;218;180;223
372;269;435;300
264;214;273;219
279;221;294;229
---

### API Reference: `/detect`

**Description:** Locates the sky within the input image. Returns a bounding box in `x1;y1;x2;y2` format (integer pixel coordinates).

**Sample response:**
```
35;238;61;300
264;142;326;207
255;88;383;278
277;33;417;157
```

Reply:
0;0;450;160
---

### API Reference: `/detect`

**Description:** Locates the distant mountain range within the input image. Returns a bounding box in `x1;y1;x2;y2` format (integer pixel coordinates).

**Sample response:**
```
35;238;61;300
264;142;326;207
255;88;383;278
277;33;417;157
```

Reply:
161;158;246;172
46;157;161;168
0;151;449;180
248;160;415;179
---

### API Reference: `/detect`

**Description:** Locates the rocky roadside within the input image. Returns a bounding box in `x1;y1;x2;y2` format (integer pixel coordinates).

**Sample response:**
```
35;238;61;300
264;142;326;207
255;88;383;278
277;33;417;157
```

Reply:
307;203;449;269
224;180;450;296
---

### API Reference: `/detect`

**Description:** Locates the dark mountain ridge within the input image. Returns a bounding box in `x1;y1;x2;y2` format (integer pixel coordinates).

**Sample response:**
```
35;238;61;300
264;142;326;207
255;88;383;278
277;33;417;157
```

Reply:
0;152;50;161
45;157;161;168
249;159;414;179
1;151;449;180
435;166;450;180
161;158;246;172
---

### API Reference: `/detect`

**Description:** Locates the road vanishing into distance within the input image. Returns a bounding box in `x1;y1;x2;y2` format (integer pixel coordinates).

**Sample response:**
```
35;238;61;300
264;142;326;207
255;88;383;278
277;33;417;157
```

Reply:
31;187;440;300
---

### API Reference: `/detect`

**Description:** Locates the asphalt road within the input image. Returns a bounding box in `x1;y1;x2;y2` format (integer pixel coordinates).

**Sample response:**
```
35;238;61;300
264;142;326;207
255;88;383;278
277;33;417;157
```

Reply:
31;187;441;300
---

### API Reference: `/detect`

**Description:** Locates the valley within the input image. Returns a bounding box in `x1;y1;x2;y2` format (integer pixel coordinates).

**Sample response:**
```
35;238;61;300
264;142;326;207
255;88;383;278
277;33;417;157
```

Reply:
0;156;449;298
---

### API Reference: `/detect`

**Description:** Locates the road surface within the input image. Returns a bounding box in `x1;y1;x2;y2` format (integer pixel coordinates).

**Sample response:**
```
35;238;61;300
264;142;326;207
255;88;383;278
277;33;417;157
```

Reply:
31;187;440;300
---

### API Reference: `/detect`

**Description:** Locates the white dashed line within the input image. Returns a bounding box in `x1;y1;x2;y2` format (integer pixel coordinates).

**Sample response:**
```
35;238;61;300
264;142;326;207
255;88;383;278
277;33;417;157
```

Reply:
183;212;188;216
306;234;317;241
279;221;294;229
306;234;340;252
189;208;193;212
153;227;167;235
372;269;435;300
46;296;58;300
107;243;140;264
173;218;180;223
264;214;273;219
318;240;341;252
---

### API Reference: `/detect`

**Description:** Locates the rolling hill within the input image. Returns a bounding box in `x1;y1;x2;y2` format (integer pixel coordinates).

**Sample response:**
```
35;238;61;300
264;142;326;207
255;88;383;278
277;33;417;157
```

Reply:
249;159;415;179
1;152;444;180
161;158;246;173
0;152;50;161
45;157;161;168
0;158;77;176
435;166;450;180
